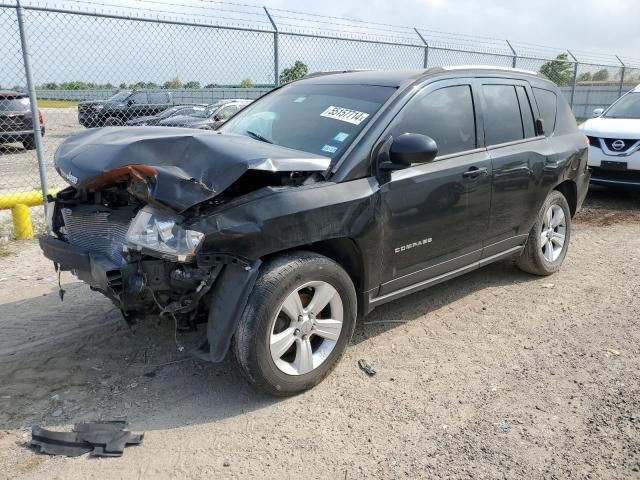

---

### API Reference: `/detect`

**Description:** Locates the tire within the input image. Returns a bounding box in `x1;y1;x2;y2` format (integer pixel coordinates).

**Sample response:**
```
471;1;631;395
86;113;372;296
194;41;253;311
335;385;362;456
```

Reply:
234;251;357;396
22;136;36;150
516;189;571;276
103;117;124;126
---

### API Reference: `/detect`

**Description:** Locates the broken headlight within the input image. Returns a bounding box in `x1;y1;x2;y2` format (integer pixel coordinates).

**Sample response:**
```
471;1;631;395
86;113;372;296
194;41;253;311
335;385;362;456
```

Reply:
126;205;204;262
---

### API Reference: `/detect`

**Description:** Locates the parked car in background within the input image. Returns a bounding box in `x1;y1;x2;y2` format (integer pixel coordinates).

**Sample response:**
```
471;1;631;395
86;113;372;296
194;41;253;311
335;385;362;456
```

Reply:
0;91;45;150
580;84;640;187
40;67;589;396
78;90;173;128
125;104;208;126
159;99;252;129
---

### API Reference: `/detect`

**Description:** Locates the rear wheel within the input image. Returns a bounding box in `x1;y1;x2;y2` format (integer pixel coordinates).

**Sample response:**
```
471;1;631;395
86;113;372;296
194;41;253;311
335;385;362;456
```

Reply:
516;189;571;276
234;251;357;396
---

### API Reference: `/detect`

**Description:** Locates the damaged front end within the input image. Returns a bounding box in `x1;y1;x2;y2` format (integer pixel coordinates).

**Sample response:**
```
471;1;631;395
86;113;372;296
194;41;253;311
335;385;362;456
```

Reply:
39;127;329;361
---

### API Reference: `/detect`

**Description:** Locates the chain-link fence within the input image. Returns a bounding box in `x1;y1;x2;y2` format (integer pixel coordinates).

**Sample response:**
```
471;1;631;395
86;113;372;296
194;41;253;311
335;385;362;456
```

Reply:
0;0;639;237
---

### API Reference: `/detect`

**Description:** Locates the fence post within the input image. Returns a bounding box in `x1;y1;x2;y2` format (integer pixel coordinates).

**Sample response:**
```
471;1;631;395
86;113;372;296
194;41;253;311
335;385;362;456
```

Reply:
506;40;517;68
264;7;279;87
616;55;626;99
15;0;49;235
567;50;579;111
414;28;429;68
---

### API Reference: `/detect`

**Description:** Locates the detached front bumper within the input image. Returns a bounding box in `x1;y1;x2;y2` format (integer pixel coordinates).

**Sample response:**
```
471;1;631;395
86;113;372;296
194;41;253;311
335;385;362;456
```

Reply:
38;235;134;301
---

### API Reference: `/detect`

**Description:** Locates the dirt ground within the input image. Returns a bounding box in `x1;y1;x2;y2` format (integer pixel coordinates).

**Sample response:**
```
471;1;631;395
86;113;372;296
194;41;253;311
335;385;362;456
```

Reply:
0;186;638;479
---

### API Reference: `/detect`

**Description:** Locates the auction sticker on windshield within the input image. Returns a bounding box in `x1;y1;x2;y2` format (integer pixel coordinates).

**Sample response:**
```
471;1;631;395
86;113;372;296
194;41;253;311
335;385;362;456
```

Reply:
320;106;370;125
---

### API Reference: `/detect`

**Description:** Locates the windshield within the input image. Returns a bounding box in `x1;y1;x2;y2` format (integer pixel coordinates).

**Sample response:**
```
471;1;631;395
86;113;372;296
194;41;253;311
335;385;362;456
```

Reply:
605;92;640;119
219;84;395;158
107;91;132;102
184;106;209;118
0;96;29;112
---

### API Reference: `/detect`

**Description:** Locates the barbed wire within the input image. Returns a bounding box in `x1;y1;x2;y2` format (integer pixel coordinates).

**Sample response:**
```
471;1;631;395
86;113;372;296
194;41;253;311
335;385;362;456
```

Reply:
8;0;639;67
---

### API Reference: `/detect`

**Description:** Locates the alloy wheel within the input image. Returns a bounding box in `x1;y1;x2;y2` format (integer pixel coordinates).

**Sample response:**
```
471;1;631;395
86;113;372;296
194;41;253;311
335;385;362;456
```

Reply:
269;281;344;376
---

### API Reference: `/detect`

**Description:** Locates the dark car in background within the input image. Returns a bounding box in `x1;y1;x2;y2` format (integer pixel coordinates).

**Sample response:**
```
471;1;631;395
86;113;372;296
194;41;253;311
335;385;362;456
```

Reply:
0;91;45;150
78;90;173;128
159;99;251;129
125;104;208;126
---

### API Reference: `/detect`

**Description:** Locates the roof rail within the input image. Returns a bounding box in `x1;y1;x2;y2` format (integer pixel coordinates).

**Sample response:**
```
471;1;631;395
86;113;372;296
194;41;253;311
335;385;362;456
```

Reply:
442;65;539;76
301;69;375;80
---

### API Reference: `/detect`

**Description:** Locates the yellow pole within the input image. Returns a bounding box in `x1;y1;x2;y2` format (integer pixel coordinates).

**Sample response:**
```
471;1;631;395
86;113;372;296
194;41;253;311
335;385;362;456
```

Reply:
11;204;33;240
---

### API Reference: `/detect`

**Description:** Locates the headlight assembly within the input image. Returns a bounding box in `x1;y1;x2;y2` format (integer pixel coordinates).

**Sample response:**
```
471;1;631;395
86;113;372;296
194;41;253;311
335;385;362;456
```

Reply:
126;205;204;262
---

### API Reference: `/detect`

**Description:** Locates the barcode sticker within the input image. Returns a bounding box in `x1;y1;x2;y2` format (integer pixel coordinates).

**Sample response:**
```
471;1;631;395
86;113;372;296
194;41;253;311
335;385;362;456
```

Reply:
320;106;369;125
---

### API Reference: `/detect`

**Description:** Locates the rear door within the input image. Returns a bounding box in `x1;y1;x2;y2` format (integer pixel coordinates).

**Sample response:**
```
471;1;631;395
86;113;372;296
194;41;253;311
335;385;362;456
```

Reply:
378;79;492;295
148;92;171;116
479;80;548;256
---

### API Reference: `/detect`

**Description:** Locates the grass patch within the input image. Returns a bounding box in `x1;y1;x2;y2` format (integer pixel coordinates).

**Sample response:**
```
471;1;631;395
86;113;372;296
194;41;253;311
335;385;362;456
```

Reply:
37;99;78;108
0;243;10;257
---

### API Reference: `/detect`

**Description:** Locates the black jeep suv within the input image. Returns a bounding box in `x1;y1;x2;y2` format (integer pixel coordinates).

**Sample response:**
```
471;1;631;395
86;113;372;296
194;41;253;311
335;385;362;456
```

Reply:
78;90;173;128
40;67;590;395
0;91;45;150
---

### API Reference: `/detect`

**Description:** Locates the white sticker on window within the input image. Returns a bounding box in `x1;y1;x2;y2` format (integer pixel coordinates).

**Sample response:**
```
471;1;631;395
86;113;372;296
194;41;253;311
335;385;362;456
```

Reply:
321;144;338;154
320;106;369;125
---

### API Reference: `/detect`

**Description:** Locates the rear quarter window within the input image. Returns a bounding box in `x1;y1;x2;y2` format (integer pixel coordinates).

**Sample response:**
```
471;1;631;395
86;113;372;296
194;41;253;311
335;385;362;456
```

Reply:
482;85;524;145
532;88;557;136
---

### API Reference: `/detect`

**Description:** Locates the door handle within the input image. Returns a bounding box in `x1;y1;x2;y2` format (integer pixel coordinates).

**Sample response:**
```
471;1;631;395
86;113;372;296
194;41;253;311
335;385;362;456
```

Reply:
462;167;488;178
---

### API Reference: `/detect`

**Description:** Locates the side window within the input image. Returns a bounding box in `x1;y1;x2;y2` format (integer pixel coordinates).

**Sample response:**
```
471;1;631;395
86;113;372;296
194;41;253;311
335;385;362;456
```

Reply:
391;85;476;157
532;87;557;136
148;92;169;104
482;85;523;145
516;86;536;138
129;92;148;104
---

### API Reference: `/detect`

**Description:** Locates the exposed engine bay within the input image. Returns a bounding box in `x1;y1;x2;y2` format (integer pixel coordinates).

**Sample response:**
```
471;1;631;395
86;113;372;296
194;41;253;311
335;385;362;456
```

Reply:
41;127;330;359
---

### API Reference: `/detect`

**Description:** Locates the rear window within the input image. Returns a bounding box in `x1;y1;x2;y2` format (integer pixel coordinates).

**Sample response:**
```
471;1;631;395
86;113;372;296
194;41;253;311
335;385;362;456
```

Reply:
148;92;170;104
0;96;30;112
482;85;524;145
532;88;557;135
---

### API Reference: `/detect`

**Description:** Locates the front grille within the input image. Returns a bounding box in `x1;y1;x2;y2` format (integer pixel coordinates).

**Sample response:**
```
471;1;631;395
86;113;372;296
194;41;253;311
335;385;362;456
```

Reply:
591;167;640;183
0;114;26;132
602;138;638;152
60;207;133;265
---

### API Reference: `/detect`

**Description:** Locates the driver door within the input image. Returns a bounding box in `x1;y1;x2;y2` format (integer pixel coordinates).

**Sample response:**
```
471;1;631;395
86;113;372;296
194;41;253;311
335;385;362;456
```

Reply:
377;80;492;296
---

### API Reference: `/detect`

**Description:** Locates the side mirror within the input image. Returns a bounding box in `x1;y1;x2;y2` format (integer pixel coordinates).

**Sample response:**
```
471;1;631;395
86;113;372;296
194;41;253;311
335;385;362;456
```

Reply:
213;113;224;121
592;108;604;118
381;133;438;170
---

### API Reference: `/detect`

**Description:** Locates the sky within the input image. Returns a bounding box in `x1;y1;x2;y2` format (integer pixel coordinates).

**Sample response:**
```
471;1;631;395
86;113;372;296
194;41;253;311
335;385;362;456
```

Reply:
258;0;638;62
2;0;639;87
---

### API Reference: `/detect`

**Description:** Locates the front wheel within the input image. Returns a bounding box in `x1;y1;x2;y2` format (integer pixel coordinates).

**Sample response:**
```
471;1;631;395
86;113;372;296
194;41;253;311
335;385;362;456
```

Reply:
22;136;36;150
516;189;571;276
234;251;357;396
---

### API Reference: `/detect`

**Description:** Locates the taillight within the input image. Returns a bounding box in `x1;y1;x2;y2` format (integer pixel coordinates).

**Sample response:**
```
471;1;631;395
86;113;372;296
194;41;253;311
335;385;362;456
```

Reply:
38;110;43;125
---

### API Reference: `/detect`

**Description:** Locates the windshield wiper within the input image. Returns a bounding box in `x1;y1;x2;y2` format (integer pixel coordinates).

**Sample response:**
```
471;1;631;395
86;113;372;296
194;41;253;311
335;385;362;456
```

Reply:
245;130;272;144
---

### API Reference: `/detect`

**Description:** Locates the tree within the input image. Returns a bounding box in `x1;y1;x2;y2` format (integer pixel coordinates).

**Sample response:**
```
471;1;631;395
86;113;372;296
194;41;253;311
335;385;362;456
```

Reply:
279;60;309;85
239;78;254;88
184;81;201;89
592;69;609;81
577;72;592;82
163;77;182;89
204;83;219;89
539;53;574;87
119;83;127;89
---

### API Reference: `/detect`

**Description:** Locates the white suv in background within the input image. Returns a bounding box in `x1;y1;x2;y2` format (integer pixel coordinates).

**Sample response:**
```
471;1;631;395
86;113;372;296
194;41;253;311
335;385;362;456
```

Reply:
580;84;640;187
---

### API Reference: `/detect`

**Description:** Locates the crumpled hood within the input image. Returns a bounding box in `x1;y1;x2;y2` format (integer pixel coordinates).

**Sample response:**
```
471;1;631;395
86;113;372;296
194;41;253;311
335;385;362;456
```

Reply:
54;127;330;212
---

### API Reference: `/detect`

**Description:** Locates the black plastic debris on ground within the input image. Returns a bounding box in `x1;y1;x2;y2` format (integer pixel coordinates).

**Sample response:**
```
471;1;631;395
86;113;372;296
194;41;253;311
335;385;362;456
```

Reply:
358;359;377;376
31;421;144;457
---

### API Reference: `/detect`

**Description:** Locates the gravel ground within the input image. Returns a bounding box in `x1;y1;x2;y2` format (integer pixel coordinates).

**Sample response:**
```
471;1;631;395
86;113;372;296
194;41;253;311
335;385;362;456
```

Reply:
0;185;638;479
